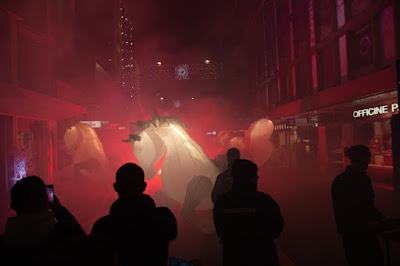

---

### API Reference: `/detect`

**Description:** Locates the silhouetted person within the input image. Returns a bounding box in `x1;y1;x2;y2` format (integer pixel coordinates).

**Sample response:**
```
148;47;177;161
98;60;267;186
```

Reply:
332;145;385;266
0;176;85;266
213;159;284;266
91;163;177;266
294;138;306;168
211;148;240;204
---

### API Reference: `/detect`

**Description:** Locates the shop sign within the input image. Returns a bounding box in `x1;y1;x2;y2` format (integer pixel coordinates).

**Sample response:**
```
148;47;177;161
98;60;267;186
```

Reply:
353;103;399;118
308;113;319;123
274;123;291;131
80;121;102;128
287;118;296;126
274;119;295;131
307;112;333;124
295;118;309;126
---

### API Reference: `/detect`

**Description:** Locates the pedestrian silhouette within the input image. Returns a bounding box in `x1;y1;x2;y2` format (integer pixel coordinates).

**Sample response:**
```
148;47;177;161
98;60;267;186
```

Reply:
213;159;284;266
211;148;240;204
91;163;177;266
0;176;86;266
332;145;386;266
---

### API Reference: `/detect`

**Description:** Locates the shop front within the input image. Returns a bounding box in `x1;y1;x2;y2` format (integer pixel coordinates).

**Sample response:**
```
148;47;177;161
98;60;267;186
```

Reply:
319;90;399;185
272;117;320;169
266;66;398;185
0;83;87;197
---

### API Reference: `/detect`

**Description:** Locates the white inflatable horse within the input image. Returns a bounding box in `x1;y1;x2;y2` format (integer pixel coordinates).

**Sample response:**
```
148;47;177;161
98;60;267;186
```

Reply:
124;112;220;232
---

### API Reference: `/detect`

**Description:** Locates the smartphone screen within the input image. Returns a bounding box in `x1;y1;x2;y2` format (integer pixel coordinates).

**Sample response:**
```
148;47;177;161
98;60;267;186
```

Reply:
45;185;54;203
170;257;194;266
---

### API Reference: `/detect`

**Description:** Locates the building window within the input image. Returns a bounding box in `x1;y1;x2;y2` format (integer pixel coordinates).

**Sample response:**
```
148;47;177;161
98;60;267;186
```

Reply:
316;0;337;41
293;0;310;58
277;0;291;69
351;0;372;18
379;6;395;64
0;14;12;84
18;27;54;96
296;58;313;98
317;41;340;90
0;115;13;195
348;23;374;77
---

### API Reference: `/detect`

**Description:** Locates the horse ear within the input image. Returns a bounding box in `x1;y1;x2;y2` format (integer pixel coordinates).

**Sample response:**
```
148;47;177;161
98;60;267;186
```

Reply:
152;110;160;121
136;120;146;129
150;119;157;128
122;134;141;143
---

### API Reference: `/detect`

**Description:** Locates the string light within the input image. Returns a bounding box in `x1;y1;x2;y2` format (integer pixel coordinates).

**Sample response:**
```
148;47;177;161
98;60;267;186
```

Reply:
142;62;223;80
118;5;141;103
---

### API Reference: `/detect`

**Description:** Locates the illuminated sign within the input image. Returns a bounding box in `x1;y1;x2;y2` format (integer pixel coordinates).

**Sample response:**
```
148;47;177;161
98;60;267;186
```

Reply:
175;64;189;80
80;121;102;128
353;103;399;118
274;119;295;131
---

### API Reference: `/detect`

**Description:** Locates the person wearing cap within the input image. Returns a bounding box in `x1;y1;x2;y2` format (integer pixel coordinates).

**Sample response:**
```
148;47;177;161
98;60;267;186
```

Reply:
91;163;177;266
213;159;284;266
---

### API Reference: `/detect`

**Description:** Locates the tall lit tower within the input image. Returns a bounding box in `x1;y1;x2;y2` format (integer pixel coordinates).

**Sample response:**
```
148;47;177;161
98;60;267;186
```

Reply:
114;0;141;105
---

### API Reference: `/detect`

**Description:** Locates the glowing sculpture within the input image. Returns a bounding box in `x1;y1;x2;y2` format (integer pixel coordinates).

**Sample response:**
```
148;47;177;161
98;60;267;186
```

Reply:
215;118;274;168
55;123;113;232
124;112;220;232
63;123;110;183
124;114;274;232
246;118;274;167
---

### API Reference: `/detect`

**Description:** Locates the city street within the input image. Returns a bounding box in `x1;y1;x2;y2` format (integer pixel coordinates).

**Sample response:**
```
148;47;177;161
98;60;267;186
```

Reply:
258;166;400;266
168;166;400;266
1;1;399;265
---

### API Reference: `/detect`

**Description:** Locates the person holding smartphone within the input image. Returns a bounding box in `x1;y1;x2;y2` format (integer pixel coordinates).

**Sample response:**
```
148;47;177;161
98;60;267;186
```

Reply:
0;176;86;265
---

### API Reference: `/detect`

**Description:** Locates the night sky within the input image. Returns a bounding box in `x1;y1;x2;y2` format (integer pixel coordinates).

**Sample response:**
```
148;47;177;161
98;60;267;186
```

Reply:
127;0;256;64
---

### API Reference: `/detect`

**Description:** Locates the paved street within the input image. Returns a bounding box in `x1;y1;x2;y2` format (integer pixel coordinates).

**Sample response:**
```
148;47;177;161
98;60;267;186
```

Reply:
167;165;400;266
1;165;399;266
257;166;400;266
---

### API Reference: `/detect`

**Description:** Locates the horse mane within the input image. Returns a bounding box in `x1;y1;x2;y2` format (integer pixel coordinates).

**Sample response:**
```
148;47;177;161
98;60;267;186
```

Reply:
123;111;188;142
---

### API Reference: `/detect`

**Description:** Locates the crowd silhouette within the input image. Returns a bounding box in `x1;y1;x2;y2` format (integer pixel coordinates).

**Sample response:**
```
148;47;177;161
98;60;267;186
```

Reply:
0;145;399;265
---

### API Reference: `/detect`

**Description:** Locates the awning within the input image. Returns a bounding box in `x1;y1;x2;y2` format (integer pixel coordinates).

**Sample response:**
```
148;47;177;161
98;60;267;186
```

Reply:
0;82;87;120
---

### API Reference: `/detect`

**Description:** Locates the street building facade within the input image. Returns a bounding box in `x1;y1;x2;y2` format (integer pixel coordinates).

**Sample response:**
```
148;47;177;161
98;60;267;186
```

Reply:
250;0;399;187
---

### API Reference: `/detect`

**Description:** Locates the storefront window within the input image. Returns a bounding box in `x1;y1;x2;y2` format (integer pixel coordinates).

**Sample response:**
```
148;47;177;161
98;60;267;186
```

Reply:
0;115;13;196
15;118;50;184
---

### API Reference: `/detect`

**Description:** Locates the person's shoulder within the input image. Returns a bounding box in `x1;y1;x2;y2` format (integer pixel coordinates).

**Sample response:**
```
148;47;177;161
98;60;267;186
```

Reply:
252;192;280;207
332;172;347;186
94;214;112;225
152;207;177;228
216;169;231;179
255;191;273;199
154;207;175;219
91;215;112;234
0;234;5;252
153;207;177;240
215;190;234;202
